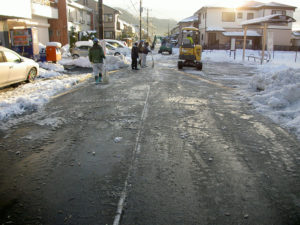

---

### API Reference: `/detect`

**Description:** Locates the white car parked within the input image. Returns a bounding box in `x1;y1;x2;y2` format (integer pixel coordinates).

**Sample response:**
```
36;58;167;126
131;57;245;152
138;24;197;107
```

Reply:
70;41;124;58
0;46;39;88
104;39;131;56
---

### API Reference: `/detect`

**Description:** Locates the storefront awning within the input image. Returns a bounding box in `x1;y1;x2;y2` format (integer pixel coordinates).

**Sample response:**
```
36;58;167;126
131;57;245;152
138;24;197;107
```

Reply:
206;27;225;32
222;31;262;37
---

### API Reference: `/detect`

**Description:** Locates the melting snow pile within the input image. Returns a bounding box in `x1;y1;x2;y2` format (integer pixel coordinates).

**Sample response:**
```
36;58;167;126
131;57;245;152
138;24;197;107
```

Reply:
0;74;90;121
248;67;300;138
38;62;65;78
59;55;130;70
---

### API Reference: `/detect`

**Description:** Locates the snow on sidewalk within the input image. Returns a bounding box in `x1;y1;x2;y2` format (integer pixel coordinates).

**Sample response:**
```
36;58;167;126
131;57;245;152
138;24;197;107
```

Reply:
0;55;130;122
0;73;91;121
197;49;300;139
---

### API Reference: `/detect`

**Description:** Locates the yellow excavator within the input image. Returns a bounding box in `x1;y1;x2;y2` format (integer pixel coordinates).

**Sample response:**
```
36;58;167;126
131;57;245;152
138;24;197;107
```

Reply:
178;27;203;70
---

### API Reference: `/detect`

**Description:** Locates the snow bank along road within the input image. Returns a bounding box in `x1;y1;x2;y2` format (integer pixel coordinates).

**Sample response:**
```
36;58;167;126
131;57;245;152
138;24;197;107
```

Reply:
0;55;299;224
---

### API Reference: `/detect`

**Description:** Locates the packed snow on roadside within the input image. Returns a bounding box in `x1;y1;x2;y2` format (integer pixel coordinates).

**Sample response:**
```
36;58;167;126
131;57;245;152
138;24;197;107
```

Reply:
0;73;90;121
180;48;300;139
0;53;130;122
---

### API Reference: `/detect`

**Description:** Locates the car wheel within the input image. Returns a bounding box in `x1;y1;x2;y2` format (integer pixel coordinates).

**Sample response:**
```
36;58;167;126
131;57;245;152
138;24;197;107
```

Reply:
72;54;79;59
27;68;37;83
169;51;172;54
114;52;121;56
158;50;162;54
196;62;203;70
178;61;183;69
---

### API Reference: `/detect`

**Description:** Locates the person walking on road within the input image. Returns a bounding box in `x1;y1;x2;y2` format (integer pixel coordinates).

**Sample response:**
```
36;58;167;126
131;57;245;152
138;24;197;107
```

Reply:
138;41;144;67
142;42;151;68
89;38;106;84
131;42;139;70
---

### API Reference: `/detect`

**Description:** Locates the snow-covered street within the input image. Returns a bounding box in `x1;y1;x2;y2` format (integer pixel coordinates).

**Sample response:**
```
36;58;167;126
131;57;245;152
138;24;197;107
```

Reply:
1;48;299;224
0;49;299;140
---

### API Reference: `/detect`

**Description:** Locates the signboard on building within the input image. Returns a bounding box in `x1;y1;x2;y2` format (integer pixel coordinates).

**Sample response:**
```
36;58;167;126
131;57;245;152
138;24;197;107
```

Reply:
10;28;39;59
11;29;31;46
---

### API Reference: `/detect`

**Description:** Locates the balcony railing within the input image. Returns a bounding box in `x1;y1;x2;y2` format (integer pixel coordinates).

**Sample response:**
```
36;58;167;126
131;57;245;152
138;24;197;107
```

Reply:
32;0;57;7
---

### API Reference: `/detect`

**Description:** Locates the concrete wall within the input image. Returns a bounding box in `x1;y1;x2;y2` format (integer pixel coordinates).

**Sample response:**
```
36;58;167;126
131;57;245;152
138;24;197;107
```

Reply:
0;0;32;19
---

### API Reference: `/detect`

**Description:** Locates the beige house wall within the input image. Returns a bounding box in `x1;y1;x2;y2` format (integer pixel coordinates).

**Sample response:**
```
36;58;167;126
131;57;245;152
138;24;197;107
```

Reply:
197;5;296;49
269;29;292;46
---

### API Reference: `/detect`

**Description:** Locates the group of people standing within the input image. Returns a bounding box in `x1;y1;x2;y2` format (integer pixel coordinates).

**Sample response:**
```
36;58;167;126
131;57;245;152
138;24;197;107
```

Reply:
88;38;152;85
131;40;151;70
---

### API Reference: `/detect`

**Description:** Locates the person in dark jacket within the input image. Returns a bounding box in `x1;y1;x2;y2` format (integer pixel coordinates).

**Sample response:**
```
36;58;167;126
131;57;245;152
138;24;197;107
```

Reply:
89;38;106;84
131;42;139;70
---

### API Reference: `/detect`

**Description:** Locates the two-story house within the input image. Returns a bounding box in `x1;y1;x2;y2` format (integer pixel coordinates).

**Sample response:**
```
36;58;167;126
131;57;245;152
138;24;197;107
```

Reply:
196;1;297;50
0;0;58;46
48;0;92;46
75;0;122;39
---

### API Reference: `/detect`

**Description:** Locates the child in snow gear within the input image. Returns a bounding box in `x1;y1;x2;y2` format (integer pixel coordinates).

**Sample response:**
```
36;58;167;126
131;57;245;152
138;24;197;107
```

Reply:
131;42;139;70
89;38;106;84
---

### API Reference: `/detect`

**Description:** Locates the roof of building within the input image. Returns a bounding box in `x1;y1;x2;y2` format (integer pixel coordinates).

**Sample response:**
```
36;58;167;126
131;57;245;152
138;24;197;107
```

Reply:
241;14;296;25
292;31;300;36
257;2;297;9
179;15;198;23
196;1;296;11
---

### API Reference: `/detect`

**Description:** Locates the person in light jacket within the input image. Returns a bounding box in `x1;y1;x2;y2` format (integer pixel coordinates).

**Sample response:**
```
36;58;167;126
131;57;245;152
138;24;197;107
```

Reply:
89;38;106;84
138;40;144;66
141;42;151;68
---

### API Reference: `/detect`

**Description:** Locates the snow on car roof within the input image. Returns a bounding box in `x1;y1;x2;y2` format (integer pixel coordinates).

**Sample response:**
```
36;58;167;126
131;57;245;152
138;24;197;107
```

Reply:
75;40;93;47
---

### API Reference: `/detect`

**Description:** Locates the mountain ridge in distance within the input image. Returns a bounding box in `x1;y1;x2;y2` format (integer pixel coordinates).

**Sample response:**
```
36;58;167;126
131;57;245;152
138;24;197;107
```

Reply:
116;7;178;36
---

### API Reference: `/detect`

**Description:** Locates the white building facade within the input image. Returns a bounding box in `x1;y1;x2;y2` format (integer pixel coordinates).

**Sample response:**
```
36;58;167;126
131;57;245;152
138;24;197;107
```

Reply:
196;1;297;50
0;0;58;46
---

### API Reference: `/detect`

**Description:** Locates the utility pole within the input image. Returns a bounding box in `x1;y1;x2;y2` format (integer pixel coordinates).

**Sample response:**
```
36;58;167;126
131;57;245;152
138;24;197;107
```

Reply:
140;0;142;41
98;0;104;39
147;8;149;40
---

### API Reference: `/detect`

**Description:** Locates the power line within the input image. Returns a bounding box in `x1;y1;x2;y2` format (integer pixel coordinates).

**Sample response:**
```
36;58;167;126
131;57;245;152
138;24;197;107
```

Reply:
129;0;139;15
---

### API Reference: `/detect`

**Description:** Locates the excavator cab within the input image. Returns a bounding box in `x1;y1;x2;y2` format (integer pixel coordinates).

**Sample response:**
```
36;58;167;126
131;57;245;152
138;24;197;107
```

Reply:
178;27;202;70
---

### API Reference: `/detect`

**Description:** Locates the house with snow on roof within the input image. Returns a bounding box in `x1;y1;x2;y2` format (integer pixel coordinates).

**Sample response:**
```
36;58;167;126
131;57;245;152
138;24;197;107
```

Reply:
177;15;198;46
195;1;297;50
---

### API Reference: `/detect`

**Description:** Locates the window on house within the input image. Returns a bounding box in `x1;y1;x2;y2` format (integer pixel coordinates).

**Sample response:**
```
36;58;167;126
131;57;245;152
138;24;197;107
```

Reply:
104;31;113;39
201;34;204;40
199;13;201;24
83;0;88;6
104;14;113;22
222;12;235;22
247;13;254;20
237;12;243;19
271;10;286;15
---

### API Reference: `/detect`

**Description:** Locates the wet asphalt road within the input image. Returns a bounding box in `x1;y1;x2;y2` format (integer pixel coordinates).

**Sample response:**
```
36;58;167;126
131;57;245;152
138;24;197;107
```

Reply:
0;55;300;225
